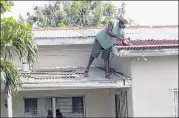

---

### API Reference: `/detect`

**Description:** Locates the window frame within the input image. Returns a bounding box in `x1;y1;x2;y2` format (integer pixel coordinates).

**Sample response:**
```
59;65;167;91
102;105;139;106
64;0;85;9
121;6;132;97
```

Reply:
72;97;84;113
172;89;178;117
23;96;86;117
24;98;38;115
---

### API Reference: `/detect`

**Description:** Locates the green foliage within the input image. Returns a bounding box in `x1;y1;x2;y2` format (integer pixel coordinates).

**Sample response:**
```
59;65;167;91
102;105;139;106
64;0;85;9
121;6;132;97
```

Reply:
1;1;38;95
0;60;21;95
58;22;66;27
0;0;14;14
1;17;38;65
23;1;117;27
1;17;38;95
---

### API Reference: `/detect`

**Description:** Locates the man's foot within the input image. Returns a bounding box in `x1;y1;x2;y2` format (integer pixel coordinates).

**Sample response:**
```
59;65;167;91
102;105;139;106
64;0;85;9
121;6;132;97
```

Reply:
84;69;89;77
105;74;110;79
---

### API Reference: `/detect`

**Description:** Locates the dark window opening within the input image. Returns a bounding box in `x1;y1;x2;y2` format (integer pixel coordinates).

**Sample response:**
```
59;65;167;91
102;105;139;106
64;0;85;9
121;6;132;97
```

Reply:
24;98;37;115
72;97;84;113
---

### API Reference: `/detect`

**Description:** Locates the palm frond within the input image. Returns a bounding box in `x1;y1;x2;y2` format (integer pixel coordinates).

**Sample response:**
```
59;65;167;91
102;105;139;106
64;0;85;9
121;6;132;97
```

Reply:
1;17;38;95
1;17;38;65
0;60;22;95
26;41;39;66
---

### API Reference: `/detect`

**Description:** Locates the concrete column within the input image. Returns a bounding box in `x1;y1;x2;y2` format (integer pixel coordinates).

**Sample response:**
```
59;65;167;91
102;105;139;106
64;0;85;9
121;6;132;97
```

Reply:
7;90;13;117
52;98;56;117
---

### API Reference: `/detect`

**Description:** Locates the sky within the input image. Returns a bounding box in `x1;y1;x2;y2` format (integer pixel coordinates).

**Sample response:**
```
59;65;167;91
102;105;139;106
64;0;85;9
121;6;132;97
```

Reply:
2;1;178;25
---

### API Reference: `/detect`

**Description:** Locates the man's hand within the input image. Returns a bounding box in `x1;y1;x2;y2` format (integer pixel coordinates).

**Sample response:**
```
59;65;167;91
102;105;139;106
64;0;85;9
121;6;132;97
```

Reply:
116;38;132;46
117;37;124;41
122;38;132;46
116;38;123;45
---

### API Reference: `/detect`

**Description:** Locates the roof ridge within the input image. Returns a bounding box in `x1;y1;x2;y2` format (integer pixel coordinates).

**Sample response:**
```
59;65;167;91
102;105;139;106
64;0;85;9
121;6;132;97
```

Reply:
32;25;178;31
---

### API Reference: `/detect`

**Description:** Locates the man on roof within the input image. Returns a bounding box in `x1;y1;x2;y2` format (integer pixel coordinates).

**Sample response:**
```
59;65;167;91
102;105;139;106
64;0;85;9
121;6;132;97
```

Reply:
84;18;130;79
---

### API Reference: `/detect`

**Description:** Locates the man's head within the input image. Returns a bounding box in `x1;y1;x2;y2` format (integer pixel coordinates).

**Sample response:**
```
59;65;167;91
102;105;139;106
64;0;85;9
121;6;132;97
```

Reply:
118;19;128;28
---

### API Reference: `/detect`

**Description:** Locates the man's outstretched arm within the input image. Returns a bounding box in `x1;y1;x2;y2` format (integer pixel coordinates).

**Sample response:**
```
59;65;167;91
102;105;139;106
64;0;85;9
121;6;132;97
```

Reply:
107;21;123;41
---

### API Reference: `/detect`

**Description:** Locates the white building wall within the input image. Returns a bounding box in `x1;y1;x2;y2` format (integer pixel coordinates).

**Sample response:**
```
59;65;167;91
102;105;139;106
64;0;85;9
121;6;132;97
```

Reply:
8;43;178;117
13;44;132;76
12;44;132;79
0;89;114;117
7;44;134;117
1;88;133;117
13;45;104;68
130;56;178;117
1;94;7;117
111;56;132;78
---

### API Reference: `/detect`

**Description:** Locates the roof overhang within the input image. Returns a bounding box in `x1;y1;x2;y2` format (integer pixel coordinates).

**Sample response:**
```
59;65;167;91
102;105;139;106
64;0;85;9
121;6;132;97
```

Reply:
21;82;131;91
18;67;131;91
33;37;95;45
114;47;178;57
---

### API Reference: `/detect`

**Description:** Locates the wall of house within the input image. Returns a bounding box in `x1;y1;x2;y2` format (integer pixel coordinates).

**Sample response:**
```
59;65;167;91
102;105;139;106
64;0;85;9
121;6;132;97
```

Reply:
13;45;105;68
111;56;132;78
0;88;133;117
1;93;8;117
130;55;178;117
12;44;131;76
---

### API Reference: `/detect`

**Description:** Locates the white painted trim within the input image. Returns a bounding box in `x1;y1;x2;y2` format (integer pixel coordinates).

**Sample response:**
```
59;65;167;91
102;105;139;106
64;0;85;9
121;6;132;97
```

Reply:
171;89;178;117
7;91;13;117
33;37;95;45
21;85;131;91
115;44;178;48
52;98;56;117
22;63;29;72
83;96;86;117
118;48;178;57
23;95;85;99
21;81;131;90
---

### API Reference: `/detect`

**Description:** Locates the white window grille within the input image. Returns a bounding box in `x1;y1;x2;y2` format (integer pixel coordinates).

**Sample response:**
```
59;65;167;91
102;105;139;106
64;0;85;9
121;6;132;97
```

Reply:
115;90;128;118
56;97;84;118
24;98;53;117
24;97;85;118
172;89;178;117
72;97;84;113
24;98;38;116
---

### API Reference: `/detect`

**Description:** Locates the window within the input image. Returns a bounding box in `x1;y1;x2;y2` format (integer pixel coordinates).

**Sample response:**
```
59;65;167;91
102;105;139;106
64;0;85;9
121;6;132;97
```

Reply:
24;98;37;115
56;97;84;117
115;90;128;118
72;97;84;113
23;97;85;117
172;89;178;117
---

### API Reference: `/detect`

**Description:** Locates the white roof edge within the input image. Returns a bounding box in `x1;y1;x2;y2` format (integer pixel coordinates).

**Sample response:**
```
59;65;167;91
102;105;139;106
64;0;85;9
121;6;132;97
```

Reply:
21;84;131;91
118;48;178;57
19;77;132;91
34;37;178;46
33;37;94;45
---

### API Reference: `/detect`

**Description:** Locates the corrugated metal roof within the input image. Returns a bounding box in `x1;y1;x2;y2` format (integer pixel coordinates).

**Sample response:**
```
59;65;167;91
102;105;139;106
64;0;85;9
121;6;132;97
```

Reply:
115;40;178;49
124;28;178;40
32;25;178;40
32;25;178;49
33;30;87;38
20;67;129;85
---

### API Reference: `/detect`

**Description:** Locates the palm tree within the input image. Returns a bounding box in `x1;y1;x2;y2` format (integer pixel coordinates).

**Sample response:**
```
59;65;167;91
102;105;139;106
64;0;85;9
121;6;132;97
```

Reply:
1;1;38;95
0;0;14;14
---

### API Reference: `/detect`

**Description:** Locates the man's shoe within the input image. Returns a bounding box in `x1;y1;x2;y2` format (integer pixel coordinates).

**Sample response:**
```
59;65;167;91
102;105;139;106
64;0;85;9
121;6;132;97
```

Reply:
105;74;110;79
84;70;89;77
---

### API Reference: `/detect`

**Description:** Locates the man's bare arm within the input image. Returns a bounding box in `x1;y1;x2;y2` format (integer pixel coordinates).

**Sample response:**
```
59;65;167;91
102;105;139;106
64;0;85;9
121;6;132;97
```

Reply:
107;21;118;38
107;21;123;40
